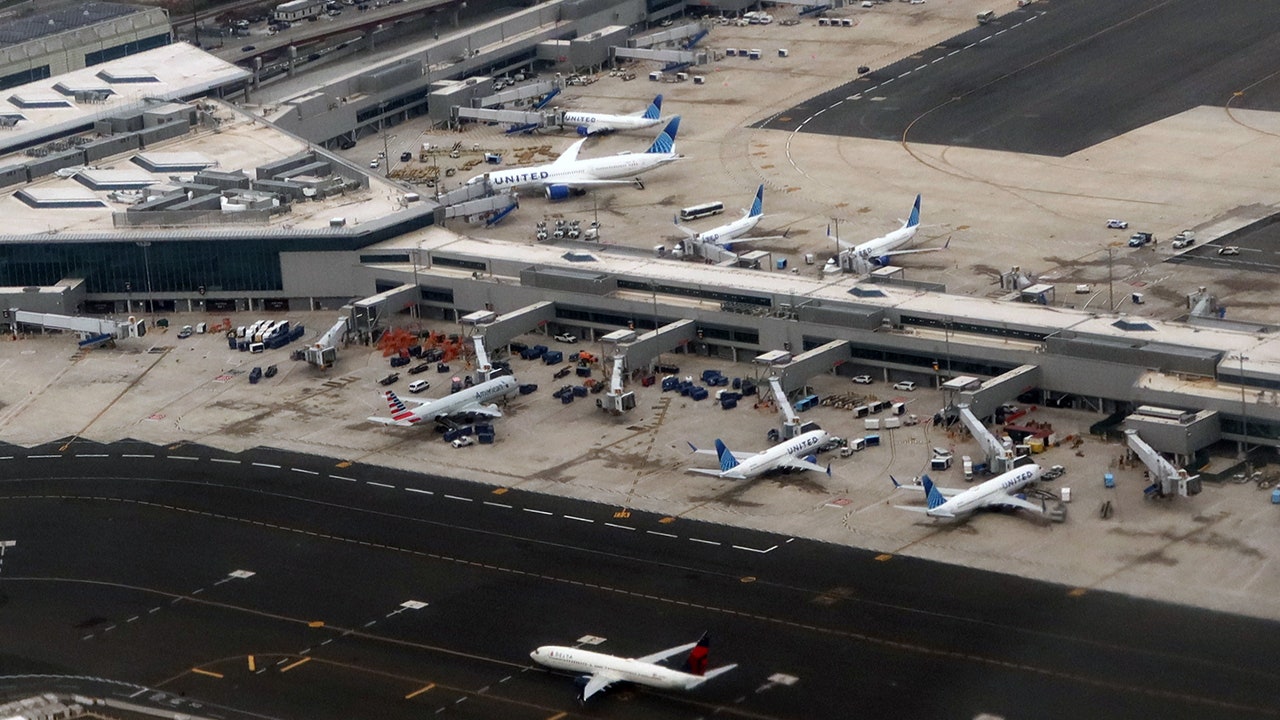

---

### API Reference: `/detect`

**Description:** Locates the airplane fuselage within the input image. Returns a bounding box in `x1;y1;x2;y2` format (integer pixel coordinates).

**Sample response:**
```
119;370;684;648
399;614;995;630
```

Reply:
399;376;520;424
695;213;762;246
730;429;829;479
476;153;677;191
931;464;1041;517
531;646;702;692
852;224;918;260
562;112;664;134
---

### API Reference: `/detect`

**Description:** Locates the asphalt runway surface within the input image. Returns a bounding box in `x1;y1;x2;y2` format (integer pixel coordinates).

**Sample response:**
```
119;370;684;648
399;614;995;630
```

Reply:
0;439;1278;719
1166;213;1280;274
757;0;1280;156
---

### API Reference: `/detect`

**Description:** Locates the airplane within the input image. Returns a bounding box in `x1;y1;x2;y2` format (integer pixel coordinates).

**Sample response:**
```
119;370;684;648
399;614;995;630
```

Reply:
467;116;682;201
562;94;666;136
673;184;789;262
688;428;832;480
821;194;948;275
530;631;738;702
891;463;1044;519
367;375;520;426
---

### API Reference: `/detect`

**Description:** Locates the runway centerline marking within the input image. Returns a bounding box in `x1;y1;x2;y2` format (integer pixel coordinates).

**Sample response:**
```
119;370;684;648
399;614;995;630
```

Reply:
331;475;356;482
252;463;281;469
405;487;433;495
483;501;513;508
291;468;320;476
523;508;552;516
563;515;593;523
604;522;634;531
367;481;394;489
444;494;472;502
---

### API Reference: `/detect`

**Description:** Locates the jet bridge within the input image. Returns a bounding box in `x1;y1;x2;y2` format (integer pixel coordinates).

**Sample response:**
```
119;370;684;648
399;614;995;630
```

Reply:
957;403;1015;474
476;80;559;109
350;285;418;344
597;354;637;415
767;376;803;439
12;310;145;344
605;319;696;370
773;340;850;395
1124;429;1201;498
628;24;706;48
465;302;556;349
303;311;350;370
956;365;1042;418
453;106;555;127
612;46;703;67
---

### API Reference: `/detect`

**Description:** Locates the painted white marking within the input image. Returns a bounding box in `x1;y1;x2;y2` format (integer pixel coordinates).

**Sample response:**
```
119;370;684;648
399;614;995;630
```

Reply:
733;544;778;554
210;458;240;464
523;508;553;516
964;43;977;49
813;108;826;117
690;538;720;546
128;689;148;699
948;50;960;57
320;639;333;646
444;494;472;502
29;455;61;459
331;475;356;482
995;29;1007;36
252;462;281;469
0;456;12;460
405;487;433;495
646;530;677;538
898;71;910;78
363;620;377;627
367;481;394;488
75;454;109;458
483;501;513;508
401;600;429;609
563;515;593;523
170;456;198;461
604;522;634;531
979;35;992;43
229;570;255;578
126;616;139;623
291;468;320;476
914;64;927;72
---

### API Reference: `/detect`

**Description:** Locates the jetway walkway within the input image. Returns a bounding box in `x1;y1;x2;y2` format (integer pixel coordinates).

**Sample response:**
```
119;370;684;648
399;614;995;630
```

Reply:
476;80;559;109
602;319;696;370
1124;429;1201;498
464;302;556;349
774;340;850;394
612;46;704;66
957;404;1014;474
628;24;706;48
956;364;1042;417
11;310;144;343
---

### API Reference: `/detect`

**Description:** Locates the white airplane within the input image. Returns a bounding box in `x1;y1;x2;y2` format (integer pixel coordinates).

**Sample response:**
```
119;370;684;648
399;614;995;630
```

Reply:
367;376;520;426
673;184;788;262
563;94;666;136
822;194;947;275
892;463;1044;519
467;117;682;201
530;632;737;702
688;428;832;480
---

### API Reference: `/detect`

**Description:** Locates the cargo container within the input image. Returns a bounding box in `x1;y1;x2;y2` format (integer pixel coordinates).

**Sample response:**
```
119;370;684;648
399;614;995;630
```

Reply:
864;418;880;430
543;350;564;365
689;387;709;401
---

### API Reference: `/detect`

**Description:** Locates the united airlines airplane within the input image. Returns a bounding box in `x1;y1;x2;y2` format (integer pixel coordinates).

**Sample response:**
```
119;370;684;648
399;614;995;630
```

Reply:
892;463;1044;520
562;94;666;136
467;117;681;200
688;428;832;480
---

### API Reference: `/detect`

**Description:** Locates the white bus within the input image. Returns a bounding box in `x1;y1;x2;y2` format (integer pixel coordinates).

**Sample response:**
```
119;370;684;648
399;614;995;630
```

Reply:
678;201;724;221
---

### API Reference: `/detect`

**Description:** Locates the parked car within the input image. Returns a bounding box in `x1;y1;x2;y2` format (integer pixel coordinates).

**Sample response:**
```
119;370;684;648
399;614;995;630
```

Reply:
851;374;873;384
408;362;432;375
369;158;380;169
892;381;917;392
451;435;476;448
400;151;412;162
408;379;430;393
1105;219;1128;229
553;332;578;343
379;373;399;386
264;364;278;378
1217;246;1240;256
177;325;194;339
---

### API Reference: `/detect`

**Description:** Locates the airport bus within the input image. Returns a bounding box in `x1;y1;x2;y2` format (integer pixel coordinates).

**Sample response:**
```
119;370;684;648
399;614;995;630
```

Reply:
679;201;724;221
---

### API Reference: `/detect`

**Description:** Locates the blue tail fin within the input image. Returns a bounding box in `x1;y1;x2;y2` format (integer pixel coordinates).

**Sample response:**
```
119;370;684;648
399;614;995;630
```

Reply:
922;474;946;510
906;194;922;229
647;116;680;154
643;95;663;120
714;439;738;472
748;184;764;218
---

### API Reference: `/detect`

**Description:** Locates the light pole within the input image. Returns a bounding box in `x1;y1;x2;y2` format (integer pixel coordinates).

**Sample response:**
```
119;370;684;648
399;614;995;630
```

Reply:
1233;353;1249;461
382;132;396;177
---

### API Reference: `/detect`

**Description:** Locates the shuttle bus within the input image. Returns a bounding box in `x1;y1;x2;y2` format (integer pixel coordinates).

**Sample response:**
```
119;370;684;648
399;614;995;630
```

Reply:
679;201;724;221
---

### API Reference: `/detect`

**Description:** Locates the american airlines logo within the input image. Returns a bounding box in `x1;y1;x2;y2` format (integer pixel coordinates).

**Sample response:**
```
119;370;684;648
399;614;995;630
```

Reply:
491;171;551;185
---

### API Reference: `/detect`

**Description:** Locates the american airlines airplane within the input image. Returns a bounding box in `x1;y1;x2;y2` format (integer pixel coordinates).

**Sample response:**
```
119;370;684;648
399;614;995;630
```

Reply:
688;428;832;480
467;117;681;201
367;376;520;426
892;463;1044;519
530;632;737;702
822;194;947;275
562;94;666;136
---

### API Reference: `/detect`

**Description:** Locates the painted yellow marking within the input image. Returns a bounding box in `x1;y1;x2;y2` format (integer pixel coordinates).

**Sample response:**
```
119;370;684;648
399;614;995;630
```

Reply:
492;487;509;495
279;657;312;673
308;620;325;628
404;683;435;699
658;516;675;524
874;554;894;562
612;509;631;519
58;442;71;452
248;655;256;671
191;668;223;679
335;461;352;468
740;576;756;584
547;713;568;720
1068;588;1087;597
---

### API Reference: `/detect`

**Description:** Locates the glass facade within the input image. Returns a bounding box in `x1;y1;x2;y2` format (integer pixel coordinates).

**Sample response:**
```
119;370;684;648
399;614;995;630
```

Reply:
84;33;172;67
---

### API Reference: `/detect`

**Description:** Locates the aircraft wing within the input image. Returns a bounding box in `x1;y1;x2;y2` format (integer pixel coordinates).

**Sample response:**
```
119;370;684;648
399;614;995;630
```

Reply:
893;504;932;514
555;178;642;190
777;457;830;475
894;484;964;498
636;641;698;665
718;233;790;248
552;138;588;165
869;237;951;259
581;672;621;701
686;468;731;477
989;494;1045;514
367;415;413;427
450;401;503;419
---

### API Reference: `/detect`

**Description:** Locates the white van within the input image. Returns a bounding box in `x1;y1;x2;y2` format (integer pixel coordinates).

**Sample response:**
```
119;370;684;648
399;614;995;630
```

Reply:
408;379;431;393
249;342;265;354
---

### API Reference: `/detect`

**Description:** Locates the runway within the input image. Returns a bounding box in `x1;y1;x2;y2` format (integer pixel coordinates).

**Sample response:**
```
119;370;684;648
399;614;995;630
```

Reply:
0;440;1277;719
757;0;1280;156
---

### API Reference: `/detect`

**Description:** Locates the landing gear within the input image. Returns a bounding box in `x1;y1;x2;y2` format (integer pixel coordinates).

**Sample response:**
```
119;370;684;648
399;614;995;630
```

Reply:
633;177;645;190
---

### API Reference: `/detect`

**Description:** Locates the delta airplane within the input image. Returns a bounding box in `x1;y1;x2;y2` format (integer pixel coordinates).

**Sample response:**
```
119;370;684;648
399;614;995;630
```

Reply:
688;428;832;480
822;194;947;275
467;117;681;201
892;463;1044;520
367;375;520;426
530;632;737;702
674;184;788;262
562;94;666;136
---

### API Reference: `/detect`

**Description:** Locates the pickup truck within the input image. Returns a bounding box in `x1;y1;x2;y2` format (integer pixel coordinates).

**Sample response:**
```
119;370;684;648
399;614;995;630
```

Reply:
379;373;399;386
1127;232;1154;247
1171;231;1196;249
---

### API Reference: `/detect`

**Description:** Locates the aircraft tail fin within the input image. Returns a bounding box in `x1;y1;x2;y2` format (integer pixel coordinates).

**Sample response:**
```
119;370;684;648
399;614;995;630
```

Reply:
646;116;680;154
748;184;764;218
714;439;738;473
643;94;663;120
922;474;946;510
906;194;922;229
385;390;417;423
681;632;713;676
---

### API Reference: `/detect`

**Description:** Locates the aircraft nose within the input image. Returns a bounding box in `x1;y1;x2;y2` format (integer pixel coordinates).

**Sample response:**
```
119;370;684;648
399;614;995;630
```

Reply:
530;647;545;662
